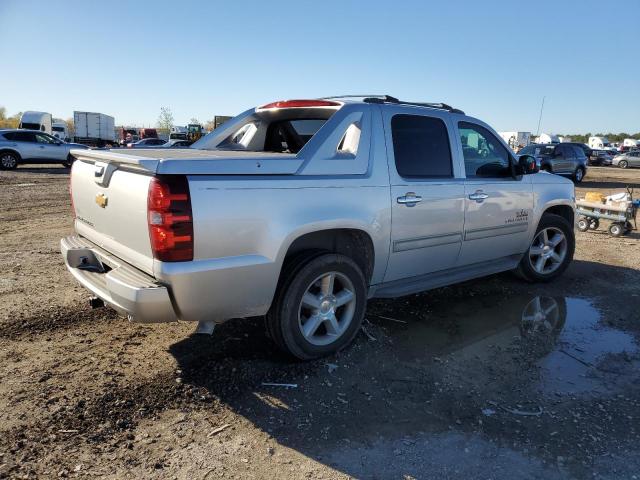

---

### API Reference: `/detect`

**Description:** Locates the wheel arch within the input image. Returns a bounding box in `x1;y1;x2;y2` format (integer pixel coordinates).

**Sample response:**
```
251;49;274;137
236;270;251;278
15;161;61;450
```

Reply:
0;148;22;161
280;228;376;285
542;204;574;227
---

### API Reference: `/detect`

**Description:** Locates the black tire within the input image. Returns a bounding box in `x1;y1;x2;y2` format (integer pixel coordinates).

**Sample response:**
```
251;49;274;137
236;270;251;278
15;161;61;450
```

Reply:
573;167;585;183
609;223;624;237
577;217;589;232
62;154;74;169
267;252;367;360
0;151;19;170
516;213;575;283
618;160;628;169
589;219;600;230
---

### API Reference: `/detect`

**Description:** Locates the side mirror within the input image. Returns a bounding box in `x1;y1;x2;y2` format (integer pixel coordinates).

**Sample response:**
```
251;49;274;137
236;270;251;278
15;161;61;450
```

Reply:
516;154;539;175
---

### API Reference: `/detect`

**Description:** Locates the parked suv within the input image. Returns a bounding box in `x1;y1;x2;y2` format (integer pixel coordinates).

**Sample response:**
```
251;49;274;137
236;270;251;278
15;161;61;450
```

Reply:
0;129;88;169
518;143;588;182
589;149;614;166
61;96;576;359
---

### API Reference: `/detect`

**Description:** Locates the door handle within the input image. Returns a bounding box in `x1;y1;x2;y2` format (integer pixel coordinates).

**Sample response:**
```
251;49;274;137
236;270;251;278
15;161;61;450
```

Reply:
397;192;423;207
39;145;45;149
468;190;489;202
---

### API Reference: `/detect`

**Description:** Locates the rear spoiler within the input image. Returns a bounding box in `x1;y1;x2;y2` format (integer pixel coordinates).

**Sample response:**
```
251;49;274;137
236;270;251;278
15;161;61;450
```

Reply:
71;149;159;173
70;148;303;175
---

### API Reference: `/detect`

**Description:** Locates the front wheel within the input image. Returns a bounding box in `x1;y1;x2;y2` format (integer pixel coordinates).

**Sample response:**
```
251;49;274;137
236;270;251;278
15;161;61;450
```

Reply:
618;160;628;169
573;167;585;183
267;253;367;360
577;217;590;232
516;213;575;282
62;154;74;169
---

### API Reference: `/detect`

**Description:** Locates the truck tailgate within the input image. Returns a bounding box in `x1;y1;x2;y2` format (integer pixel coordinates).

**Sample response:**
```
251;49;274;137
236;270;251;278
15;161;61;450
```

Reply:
71;159;155;275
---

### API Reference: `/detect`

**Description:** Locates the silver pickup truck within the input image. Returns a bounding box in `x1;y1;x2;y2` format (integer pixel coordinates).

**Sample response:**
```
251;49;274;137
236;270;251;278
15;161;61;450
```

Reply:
61;96;575;359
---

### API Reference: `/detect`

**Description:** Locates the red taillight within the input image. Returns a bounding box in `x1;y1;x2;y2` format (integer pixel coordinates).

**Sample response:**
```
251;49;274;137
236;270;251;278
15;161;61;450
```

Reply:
147;176;193;262
258;99;342;110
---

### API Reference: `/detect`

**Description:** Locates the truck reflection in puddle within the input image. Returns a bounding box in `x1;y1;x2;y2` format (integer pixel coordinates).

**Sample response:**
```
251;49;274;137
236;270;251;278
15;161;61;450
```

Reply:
369;294;638;397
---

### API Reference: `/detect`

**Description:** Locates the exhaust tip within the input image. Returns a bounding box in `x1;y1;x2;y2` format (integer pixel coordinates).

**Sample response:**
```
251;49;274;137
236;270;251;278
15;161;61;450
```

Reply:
89;296;105;309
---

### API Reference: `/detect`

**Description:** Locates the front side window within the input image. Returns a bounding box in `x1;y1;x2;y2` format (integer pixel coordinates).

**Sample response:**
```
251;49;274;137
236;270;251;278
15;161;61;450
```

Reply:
391;114;453;178
35;133;56;144
459;122;511;178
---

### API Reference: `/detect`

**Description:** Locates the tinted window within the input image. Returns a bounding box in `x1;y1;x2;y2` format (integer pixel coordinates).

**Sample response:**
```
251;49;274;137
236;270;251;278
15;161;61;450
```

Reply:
391;114;452;178
458;122;511;177
35;133;56;144
7;131;36;142
572;146;586;158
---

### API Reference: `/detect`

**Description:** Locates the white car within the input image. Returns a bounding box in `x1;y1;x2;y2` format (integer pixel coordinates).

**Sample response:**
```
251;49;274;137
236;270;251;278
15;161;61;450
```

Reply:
0;129;88;169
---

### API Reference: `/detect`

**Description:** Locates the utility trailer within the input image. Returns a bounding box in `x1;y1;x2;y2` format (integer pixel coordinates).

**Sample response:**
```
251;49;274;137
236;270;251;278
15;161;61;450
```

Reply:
576;189;638;237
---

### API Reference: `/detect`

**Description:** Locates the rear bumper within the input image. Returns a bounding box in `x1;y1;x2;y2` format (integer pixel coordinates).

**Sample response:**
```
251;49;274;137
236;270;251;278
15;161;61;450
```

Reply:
61;235;177;323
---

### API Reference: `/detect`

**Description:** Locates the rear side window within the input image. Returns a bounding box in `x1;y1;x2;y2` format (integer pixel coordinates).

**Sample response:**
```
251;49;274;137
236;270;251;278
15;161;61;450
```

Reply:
391;114;453;178
5;131;35;142
573;146;586;158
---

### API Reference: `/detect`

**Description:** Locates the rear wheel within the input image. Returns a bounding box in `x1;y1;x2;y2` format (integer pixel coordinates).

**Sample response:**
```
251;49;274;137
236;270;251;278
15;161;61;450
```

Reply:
267;253;367;360
609;223;624;237
589;219;599;230
0;152;19;170
618;160;628;169
516;213;575;282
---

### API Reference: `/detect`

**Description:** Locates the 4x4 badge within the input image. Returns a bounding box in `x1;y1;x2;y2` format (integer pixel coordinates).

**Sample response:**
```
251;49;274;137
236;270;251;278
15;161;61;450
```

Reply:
95;193;108;208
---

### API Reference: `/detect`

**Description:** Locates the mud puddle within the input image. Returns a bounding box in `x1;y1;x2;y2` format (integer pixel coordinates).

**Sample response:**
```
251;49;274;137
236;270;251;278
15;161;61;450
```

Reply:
369;294;639;398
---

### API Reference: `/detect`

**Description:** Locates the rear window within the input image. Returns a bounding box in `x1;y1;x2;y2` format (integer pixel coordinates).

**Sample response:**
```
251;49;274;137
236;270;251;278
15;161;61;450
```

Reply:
391;114;453;178
196;105;340;154
263;119;328;153
520;144;555;156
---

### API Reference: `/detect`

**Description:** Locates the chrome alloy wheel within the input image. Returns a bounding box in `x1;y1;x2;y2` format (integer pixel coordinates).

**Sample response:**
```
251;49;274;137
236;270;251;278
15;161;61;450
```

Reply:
528;227;567;275
1;153;17;169
521;296;560;335
298;271;357;346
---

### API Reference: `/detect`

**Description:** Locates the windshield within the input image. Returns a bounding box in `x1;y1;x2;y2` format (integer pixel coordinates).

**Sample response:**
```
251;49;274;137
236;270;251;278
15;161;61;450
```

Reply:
52;126;64;132
20;122;40;130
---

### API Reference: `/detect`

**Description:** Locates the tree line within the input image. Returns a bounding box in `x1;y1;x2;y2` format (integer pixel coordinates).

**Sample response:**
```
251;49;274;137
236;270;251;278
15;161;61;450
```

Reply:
559;132;640;144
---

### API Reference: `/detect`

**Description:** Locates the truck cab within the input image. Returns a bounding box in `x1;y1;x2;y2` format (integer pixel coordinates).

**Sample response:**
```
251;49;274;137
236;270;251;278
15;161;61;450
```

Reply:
19;111;53;134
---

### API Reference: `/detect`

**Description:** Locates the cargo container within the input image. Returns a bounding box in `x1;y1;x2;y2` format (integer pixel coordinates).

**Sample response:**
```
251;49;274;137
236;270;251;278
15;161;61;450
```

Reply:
73;111;115;147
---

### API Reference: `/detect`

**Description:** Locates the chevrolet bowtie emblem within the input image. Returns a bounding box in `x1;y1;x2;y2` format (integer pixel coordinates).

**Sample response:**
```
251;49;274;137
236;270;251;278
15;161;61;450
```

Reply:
95;193;108;208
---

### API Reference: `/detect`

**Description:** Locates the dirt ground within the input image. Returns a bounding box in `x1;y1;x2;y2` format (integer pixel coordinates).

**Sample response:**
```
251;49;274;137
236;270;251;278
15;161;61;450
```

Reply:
1;166;639;480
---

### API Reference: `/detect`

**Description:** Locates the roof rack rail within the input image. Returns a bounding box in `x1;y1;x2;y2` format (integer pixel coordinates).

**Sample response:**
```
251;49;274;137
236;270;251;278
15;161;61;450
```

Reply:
322;95;464;114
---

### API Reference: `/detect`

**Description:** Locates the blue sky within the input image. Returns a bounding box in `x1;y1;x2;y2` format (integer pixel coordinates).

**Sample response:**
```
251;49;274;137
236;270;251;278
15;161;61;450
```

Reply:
1;0;638;134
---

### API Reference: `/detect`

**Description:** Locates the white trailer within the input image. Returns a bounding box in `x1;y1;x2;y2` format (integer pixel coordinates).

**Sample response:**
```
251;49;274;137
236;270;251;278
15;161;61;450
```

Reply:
19;111;53;134
588;136;610;149
498;131;531;150
623;138;639;148
537;133;560;144
73;111;115;147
